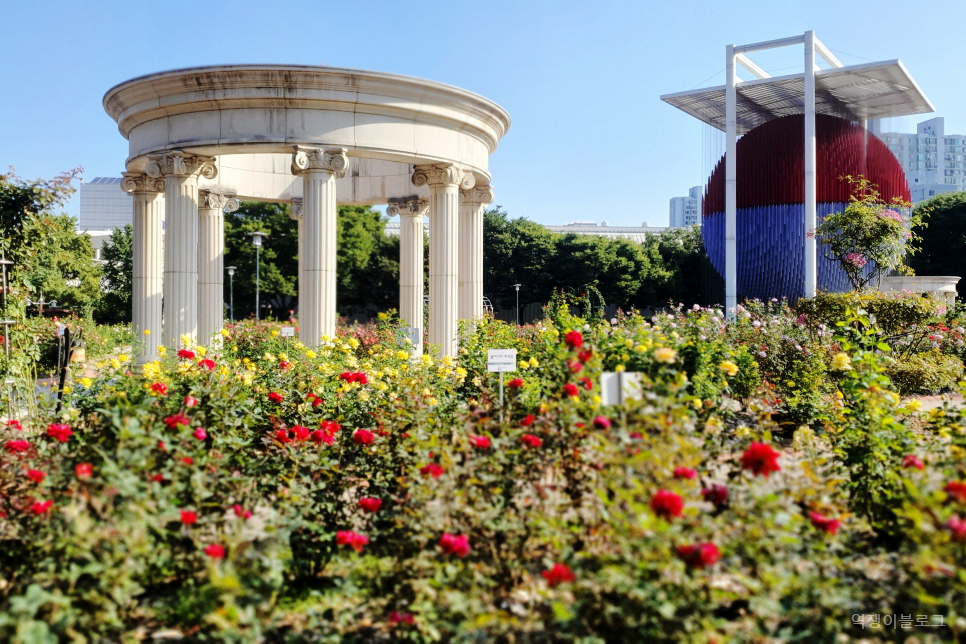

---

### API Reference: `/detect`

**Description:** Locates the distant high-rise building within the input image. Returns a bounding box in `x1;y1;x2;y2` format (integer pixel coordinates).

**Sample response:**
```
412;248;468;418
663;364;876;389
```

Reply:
669;186;702;227
79;177;133;230
880;117;966;203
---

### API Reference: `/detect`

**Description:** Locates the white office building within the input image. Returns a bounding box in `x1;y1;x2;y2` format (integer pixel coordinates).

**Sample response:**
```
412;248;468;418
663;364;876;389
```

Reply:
669;186;702;227
79;177;133;230
880;117;966;203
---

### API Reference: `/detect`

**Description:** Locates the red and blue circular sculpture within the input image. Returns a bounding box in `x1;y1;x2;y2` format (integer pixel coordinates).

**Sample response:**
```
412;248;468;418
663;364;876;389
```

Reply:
702;114;910;301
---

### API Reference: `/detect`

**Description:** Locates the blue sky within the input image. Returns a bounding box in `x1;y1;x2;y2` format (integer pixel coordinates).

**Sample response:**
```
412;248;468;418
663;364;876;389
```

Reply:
2;0;964;227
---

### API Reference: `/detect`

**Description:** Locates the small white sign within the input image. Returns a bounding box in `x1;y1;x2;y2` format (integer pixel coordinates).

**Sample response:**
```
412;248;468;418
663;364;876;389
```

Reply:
280;326;296;337
399;326;421;345
487;349;517;372
600;371;643;405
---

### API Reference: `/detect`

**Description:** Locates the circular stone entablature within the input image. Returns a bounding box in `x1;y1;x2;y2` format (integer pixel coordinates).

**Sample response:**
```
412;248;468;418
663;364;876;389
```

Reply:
104;65;511;199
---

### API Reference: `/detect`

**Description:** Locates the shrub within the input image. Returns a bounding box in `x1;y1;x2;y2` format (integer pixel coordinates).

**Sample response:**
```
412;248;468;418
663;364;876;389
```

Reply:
886;349;964;394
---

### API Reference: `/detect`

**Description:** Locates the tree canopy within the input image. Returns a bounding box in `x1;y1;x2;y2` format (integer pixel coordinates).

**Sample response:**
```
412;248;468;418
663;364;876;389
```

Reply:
908;191;966;294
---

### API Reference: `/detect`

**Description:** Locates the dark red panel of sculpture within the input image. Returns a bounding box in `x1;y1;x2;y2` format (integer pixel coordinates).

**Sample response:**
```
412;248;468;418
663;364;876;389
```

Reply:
703;115;910;214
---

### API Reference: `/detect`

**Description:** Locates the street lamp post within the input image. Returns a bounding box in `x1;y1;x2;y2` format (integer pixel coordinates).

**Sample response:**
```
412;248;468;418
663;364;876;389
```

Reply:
512;284;521;326
226;266;236;322
248;232;269;321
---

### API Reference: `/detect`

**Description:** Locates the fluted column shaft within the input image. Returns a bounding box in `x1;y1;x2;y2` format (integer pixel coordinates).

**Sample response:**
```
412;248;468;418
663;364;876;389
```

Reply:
122;173;164;365
458;185;494;321
388;199;428;354
198;190;238;344
291;147;349;347
413;165;474;357
146;152;217;348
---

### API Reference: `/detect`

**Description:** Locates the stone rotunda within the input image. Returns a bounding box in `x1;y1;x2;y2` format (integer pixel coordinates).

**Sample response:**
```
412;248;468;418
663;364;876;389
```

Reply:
103;65;510;362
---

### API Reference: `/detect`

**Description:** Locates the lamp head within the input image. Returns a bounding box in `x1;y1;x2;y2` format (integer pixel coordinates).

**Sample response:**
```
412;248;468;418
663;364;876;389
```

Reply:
248;231;269;248
226;266;236;277
512;283;521;292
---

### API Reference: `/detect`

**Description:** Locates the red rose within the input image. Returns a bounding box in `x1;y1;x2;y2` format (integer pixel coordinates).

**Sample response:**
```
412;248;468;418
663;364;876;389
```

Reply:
577;349;593;363
507;378;524;389
192;427;207;441
388;611;415;626
180;510;198;525
150;473;165;483
184;395;198;407
274;429;291;444
177;349;195;359
701;484;728;509
520;414;535;427
353;429;375;445
902;454;924;470
562;383;579;398
945;481;966;504
26;469;45;483
592;416;611;430
567;360;583;373
564;330;583;349
29;500;53;515
232;504;252;519
946;515;966;542
521;434;542;449
808;511;841;536
75;463;93;480
47;423;73;443
291;425;310;441
6;419;22;431
164;412;190;429
541;563;576;586
204;544;225;559
470;435;491;449
420;463;445;479
579;377;593;390
320;420;341;433
268;392;284;403
181;457;194;465
650;489;684;520
197;359;215;371
439;533;470;558
673;466;697;479
336;530;369;552
279;360;292;370
740;442;781;478
5;439;29;453
677;543;720;569
150;382;168;395
358;497;382;513
311;429;335;445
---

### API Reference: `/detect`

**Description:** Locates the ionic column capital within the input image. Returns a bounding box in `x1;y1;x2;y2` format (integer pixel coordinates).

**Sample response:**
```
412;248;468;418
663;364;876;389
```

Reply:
290;197;303;221
199;188;239;212
459;184;494;207
121;172;165;194
145;151;218;180
387;197;429;218
411;164;475;190
291;146;349;178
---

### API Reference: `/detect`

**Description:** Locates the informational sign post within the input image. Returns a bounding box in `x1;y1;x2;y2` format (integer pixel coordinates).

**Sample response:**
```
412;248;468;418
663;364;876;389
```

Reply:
600;371;643;406
279;326;296;338
487;349;517;412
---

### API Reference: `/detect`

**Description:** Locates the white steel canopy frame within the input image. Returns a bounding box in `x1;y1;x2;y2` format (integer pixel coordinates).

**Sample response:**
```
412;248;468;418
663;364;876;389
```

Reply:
662;32;934;314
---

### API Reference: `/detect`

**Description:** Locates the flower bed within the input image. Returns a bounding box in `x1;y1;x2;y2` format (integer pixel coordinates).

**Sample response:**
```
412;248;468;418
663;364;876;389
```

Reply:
1;306;964;642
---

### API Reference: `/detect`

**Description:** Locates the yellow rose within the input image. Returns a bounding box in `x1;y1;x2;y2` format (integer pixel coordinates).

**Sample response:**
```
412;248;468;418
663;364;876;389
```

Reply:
78;377;93;388
109;358;121;370
305;350;317;359
219;329;229;337
719;360;739;377
348;337;360;349
615;364;626;373
831;353;852;371
271;330;279;337
654;347;678;364
195;346;207;357
180;334;191;347
143;329;151;336
395;350;409;360
528;357;539;367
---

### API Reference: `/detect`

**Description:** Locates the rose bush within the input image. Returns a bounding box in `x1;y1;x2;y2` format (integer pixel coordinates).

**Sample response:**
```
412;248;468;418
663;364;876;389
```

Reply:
0;304;964;641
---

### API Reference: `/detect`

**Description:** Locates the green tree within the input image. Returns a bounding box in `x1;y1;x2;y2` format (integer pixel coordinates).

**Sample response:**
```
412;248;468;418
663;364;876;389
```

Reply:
483;207;559;310
907;191;966;294
95;224;133;323
813;176;921;290
0;168;101;317
638;225;706;307
336;205;400;318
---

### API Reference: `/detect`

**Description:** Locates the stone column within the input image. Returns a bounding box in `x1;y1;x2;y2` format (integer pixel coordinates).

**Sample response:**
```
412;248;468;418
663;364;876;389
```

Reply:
458;184;494;321
291;147;349;346
145;151;217;349
387;197;429;354
197;189;239;344
122;172;165;365
412;164;474;357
